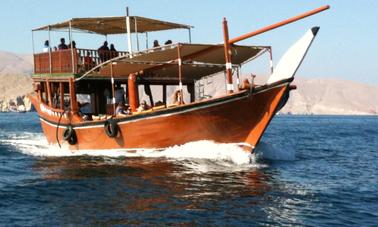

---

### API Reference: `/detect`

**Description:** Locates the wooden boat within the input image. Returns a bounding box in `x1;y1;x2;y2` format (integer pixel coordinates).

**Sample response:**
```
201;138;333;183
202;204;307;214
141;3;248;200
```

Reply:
29;5;329;152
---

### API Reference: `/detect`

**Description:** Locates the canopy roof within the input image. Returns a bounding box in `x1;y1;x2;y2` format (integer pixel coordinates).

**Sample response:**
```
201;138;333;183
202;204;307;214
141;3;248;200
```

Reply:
33;16;192;35
84;43;267;83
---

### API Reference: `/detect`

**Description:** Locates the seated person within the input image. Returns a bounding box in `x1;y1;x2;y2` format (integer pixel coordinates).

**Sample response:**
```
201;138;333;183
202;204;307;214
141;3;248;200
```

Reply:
153;40;160;47
84;51;95;70
239;79;251;90
115;101;130;116
136;100;150;112
78;102;92;120
172;90;185;105
58;38;68;50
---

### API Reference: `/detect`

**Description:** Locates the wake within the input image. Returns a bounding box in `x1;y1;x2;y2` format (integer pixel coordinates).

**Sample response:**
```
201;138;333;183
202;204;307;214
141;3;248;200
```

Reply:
1;132;295;168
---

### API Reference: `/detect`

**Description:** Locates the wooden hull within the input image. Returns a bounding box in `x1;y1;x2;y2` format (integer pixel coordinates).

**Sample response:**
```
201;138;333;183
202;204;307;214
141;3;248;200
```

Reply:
30;81;289;152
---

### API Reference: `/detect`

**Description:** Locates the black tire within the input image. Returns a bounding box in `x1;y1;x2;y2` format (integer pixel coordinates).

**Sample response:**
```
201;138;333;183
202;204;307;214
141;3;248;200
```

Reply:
104;119;119;138
63;126;77;145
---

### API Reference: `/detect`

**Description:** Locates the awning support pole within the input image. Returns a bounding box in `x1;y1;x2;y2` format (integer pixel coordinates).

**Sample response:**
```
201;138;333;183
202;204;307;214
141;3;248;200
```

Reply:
110;61;116;115
59;82;64;110
126;7;133;58
46;79;52;107
31;31;35;74
48;26;52;75
188;28;192;43
69;21;75;73
69;78;78;113
145;32;149;49
134;17;140;52
177;43;183;104
223;18;233;94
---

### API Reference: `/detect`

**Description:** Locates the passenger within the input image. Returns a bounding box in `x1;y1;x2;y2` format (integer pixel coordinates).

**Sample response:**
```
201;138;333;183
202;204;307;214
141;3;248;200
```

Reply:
164;40;172;45
239;78;251;90
53;46;58;51
84;51;95;70
172;90;185;105
78;102;92;121
98;41;110;62
110;44;118;58
153;40;160;47
115;101;130;116
58;38;68;50
67;40;76;49
114;84;125;104
137;100;150;112
43;40;50;52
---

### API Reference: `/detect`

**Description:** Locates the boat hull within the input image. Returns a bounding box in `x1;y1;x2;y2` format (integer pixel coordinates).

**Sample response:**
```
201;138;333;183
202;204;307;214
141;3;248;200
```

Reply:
30;82;289;152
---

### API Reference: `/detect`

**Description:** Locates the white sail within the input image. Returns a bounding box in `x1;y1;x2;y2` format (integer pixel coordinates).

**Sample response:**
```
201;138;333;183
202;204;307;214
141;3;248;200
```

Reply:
267;27;319;84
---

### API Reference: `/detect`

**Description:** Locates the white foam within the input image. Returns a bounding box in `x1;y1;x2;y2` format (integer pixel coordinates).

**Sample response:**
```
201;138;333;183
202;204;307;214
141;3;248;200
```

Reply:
1;133;260;168
255;141;296;161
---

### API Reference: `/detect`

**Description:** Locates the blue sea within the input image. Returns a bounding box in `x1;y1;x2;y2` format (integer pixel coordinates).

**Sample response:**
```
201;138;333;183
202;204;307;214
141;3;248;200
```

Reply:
0;112;377;226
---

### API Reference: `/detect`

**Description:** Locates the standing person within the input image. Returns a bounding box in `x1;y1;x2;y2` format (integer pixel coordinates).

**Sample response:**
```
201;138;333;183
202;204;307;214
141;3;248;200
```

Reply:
115;84;125;104
43;40;50;52
110;44;118;58
98;41;109;62
58;38;68;50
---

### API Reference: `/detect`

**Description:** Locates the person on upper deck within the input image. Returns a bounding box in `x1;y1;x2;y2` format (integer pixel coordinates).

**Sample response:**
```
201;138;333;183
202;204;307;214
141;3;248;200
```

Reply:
98;41;110;62
43;40;50;52
67;40;76;49
58;38;68;50
84;51;95;71
153;40;160;48
110;44;119;58
164;40;172;45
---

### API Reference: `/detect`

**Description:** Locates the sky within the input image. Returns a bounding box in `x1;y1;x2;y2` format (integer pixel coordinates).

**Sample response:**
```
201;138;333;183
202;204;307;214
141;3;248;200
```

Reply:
1;0;378;84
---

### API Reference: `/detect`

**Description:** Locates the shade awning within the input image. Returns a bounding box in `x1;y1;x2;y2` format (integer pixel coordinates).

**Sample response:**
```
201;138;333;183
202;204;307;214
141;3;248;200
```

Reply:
33;16;192;35
84;43;267;82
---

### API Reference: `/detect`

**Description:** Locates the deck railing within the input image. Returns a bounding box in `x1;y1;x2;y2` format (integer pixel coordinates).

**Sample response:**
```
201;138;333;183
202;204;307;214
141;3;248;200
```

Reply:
34;48;128;74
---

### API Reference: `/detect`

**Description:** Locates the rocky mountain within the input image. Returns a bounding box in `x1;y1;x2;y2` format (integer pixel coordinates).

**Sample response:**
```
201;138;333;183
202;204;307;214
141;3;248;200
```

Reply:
281;77;378;115
0;51;377;115
0;51;33;111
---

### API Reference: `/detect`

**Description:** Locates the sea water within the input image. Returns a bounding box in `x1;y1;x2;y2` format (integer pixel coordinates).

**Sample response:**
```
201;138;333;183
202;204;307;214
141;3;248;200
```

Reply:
0;112;377;226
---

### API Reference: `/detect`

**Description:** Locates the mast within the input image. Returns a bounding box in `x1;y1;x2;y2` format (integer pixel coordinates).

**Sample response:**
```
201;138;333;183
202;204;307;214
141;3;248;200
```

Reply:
223;18;233;94
126;7;133;57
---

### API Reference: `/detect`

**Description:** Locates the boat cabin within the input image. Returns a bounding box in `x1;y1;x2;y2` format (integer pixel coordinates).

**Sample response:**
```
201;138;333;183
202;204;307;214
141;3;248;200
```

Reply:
31;14;270;121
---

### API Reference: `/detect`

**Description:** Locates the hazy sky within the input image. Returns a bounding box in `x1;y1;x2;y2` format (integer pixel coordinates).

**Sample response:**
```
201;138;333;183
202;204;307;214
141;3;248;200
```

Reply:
1;0;377;84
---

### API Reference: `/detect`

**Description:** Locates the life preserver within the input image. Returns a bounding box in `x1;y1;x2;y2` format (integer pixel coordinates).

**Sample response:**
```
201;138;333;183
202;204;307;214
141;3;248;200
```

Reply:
104;119;119;138
63;125;77;145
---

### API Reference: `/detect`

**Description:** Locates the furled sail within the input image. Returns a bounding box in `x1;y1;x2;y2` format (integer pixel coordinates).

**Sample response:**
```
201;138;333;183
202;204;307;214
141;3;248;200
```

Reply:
267;27;319;84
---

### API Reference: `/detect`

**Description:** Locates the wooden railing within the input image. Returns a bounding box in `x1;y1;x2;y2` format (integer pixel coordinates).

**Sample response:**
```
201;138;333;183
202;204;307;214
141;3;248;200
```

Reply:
34;48;128;74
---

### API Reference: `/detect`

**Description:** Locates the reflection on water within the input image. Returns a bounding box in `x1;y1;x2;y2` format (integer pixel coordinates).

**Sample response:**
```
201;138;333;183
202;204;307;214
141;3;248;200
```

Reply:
27;156;274;225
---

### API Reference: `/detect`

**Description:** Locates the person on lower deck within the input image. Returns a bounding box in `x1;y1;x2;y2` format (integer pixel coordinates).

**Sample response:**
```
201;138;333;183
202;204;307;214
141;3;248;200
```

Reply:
116;101;130;116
